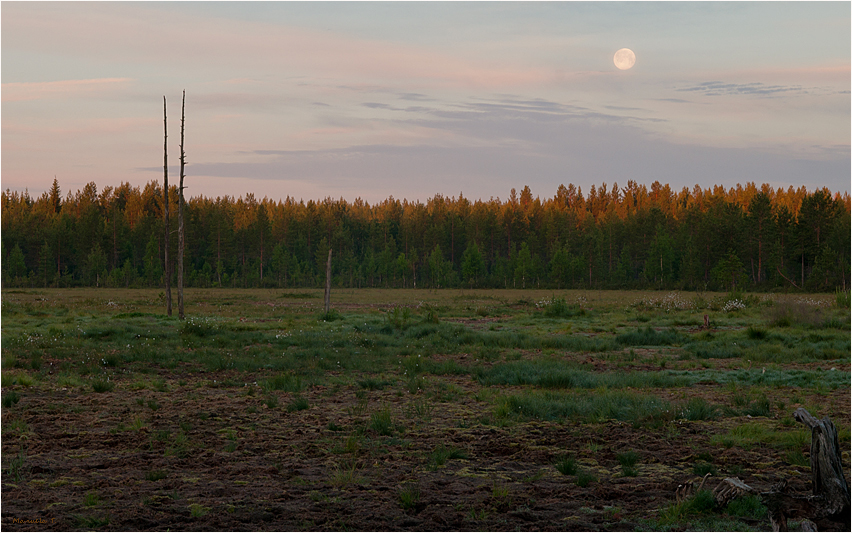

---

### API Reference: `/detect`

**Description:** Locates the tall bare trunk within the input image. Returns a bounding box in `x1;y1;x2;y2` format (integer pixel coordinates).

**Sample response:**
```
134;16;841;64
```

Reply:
757;228;763;283
163;96;171;316
178;90;186;320
324;249;332;315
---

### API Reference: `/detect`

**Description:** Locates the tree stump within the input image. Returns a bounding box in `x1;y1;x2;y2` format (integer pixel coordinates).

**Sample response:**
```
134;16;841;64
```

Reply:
761;409;850;531
793;408;850;518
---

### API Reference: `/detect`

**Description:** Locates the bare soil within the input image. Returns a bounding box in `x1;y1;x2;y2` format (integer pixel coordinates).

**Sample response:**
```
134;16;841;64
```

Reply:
2;365;849;531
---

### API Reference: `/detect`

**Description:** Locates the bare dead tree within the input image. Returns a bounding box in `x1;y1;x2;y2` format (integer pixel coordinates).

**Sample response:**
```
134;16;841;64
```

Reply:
178;90;186;320
163;96;172;316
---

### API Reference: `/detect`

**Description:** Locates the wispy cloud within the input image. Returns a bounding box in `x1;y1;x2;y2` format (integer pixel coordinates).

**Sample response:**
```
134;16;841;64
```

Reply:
1;77;132;102
676;81;806;97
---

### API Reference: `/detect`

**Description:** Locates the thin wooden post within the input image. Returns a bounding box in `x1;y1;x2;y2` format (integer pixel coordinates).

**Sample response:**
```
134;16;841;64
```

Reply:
324;249;332;315
178;90;186;320
163;96;171;316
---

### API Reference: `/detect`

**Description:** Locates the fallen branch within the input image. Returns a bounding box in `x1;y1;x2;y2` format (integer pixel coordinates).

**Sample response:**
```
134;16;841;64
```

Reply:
777;266;801;289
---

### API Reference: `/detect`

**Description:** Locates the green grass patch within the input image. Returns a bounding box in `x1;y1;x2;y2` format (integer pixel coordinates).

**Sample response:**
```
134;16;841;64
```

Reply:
497;389;676;427
711;423;809;451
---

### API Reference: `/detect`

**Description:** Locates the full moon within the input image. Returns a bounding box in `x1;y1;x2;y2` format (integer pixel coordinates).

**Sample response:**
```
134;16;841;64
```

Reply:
613;48;636;70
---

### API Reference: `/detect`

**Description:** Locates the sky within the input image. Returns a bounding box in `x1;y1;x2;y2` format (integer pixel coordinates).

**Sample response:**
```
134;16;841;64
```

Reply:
2;1;850;204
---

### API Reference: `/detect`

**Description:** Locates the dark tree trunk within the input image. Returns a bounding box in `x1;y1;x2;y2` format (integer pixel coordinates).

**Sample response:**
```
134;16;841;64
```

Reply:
178;90;186;320
163;96;171;316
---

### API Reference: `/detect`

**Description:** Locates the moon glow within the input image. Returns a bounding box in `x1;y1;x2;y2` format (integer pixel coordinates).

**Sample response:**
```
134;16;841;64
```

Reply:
613;48;636;70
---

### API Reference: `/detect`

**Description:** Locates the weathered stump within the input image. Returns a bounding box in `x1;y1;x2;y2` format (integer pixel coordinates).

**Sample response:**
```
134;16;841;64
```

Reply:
762;409;850;531
794;408;850;513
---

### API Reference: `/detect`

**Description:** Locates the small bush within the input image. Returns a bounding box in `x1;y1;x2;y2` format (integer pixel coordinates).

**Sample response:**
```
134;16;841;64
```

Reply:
693;462;717;476
145;470;168;481
746;326;767;340
835;289;850;309
385;307;412;330
370;407;395;436
180;317;219;337
84;492;100;507
319;308;343;322
785;450;809;467
8;448;28;482
554;455;578;475
358;378;392;391
330;460;363;487
398;486;420;510
680;398;719;421
92;379;115;393
541;297;582;318
420;305;440;324
725;494;767;520
405;397;434;421
617;451;640;469
576;470;597;487
743;397;771;417
287;396;309;412
264;395;279;409
265;373;303;393
659;490;716;524
189;503;210;518
429;445;467;469
2;391;21;408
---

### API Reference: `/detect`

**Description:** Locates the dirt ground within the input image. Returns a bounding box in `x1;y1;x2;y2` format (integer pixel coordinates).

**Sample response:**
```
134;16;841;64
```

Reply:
2;289;849;531
2;365;849;532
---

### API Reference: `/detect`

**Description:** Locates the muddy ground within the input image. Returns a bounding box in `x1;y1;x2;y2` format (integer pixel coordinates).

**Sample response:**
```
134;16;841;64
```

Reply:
2;363;849;532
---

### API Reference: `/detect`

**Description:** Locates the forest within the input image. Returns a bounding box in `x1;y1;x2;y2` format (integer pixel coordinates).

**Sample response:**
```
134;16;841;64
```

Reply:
1;179;849;292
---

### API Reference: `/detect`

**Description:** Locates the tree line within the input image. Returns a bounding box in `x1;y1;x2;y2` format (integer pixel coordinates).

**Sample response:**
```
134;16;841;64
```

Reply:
2;179;849;293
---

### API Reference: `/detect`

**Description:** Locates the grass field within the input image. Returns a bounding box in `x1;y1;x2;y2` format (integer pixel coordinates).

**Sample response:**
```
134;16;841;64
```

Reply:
2;288;849;531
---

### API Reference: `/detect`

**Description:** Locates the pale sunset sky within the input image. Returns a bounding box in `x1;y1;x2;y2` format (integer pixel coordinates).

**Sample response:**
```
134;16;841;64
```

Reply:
2;1;850;203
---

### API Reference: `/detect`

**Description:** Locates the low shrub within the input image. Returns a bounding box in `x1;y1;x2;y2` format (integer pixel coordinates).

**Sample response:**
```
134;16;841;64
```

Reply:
398;485;420;510
429;445;467;469
659;490;716;524
576;470;597;487
725;494;767;520
369;407;395;436
92;379;115;393
2;391;21;408
554;455;577;475
287;396;309;412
